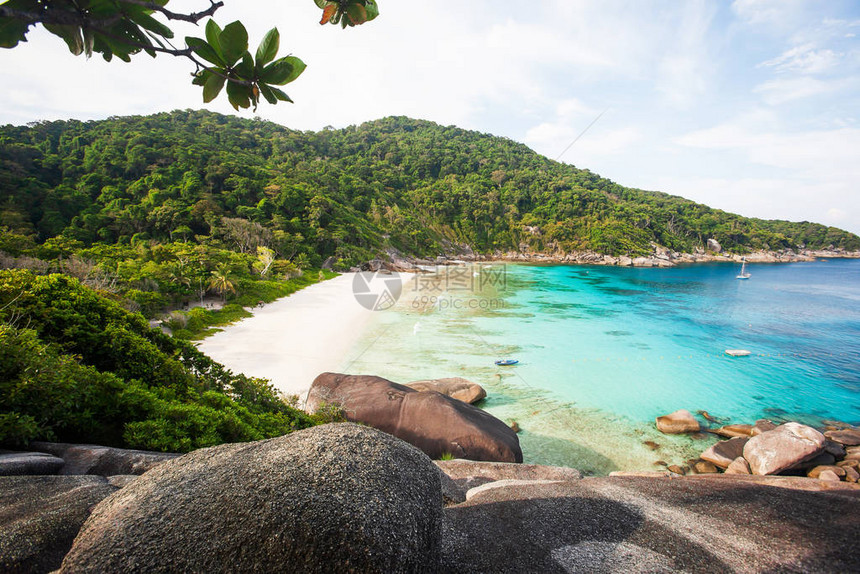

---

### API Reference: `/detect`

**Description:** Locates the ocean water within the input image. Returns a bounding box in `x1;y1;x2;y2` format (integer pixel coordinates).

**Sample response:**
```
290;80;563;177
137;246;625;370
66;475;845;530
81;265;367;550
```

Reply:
340;260;860;474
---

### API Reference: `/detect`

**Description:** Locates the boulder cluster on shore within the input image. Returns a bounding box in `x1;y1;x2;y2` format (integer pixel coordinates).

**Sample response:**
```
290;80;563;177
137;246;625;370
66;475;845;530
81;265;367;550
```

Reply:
2;373;859;571
3;423;859;572
651;409;860;484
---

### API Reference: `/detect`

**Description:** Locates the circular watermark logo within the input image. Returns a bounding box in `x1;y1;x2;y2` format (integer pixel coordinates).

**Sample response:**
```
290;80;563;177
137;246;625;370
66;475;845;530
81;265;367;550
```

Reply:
352;271;403;311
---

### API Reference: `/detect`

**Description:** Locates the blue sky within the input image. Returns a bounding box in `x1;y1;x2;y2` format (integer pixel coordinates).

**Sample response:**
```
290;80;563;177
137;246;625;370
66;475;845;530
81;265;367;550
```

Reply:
2;0;859;234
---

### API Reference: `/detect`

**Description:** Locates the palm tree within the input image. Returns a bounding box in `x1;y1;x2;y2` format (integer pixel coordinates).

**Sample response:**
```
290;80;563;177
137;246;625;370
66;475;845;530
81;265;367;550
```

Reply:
208;264;236;302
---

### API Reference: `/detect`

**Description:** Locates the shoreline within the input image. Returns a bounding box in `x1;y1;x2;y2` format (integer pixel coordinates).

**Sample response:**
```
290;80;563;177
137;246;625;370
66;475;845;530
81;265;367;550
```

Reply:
454;248;860;268
196;273;377;403
372;247;860;273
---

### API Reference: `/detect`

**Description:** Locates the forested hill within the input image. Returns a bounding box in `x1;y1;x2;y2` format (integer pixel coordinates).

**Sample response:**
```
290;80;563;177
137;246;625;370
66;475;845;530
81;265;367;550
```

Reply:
1;109;858;267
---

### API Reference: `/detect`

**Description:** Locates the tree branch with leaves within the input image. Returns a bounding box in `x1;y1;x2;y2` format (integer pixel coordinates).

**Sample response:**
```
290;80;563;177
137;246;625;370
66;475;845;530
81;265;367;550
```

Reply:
0;0;379;110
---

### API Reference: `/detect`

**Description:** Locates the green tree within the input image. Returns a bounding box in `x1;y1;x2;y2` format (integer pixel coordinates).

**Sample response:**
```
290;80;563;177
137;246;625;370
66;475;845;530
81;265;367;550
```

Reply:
0;1;379;109
208;263;236;301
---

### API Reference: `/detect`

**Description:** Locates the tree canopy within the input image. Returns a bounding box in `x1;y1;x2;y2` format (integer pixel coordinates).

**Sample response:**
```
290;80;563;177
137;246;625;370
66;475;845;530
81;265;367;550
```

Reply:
1;110;856;272
0;1;379;109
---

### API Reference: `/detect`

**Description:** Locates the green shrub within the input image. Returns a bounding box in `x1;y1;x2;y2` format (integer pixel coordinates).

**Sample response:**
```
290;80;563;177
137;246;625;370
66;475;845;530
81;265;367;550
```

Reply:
0;270;322;452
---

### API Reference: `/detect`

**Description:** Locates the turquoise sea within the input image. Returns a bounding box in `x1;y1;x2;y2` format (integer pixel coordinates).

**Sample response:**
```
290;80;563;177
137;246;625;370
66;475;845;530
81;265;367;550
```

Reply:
341;260;860;475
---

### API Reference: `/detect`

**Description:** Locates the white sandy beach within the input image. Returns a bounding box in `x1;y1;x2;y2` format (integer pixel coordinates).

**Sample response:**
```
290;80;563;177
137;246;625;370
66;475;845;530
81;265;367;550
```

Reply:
197;273;379;402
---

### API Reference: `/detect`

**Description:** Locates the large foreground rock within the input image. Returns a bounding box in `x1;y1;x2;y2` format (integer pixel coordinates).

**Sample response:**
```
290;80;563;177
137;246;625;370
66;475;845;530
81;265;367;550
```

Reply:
59;424;442;573
441;475;860;572
743;422;826;475
0;476;116;573
307;373;522;463
405;377;487;404
655;409;700;434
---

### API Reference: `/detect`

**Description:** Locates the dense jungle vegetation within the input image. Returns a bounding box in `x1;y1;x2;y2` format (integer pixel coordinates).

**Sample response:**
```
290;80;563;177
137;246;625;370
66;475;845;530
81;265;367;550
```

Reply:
2;110;857;271
0;270;334;451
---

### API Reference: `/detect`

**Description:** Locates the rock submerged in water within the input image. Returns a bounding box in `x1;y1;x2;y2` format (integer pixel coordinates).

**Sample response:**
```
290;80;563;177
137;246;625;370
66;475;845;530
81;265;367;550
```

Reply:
405;377;487;404
306;373;522;463
713;424;755;439
59;423;443;574
743;422;826;476
655;409;700;434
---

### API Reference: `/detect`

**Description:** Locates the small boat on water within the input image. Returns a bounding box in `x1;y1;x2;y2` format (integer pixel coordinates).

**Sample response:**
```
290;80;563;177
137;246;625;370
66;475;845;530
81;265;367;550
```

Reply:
725;349;751;357
495;359;519;366
736;257;751;280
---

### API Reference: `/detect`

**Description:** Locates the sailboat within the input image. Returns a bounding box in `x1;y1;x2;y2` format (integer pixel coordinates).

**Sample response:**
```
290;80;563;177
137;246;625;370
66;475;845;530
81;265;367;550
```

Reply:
736;257;750;280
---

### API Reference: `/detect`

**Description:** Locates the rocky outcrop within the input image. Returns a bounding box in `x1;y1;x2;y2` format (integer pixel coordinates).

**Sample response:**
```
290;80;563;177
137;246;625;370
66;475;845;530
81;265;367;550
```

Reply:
0;476;116;573
405;377;487;404
59;424;443;574
692;460;719;474
436;459;581;491
707;238;722;253
29;442;178;476
743;423;826;475
751;419;778;436
489;247;860;268
0;452;64;476
440;475;860;573
701;437;749;469
655;409;700;434
825;428;860;446
713;424;754;438
306;373;522;463
724;457;751;475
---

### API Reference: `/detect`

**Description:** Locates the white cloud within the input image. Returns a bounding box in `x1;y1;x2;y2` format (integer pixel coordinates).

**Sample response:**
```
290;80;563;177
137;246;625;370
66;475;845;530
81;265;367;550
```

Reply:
671;122;860;233
655;1;718;107
731;0;809;28
752;77;845;105
759;43;842;74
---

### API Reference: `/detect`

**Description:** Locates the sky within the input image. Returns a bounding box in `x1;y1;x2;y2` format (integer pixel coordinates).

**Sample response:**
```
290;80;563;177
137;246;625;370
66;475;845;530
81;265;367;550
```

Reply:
2;0;860;235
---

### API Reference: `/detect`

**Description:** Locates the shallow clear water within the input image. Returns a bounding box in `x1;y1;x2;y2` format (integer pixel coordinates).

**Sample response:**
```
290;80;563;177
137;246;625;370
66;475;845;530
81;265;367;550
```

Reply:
341;260;860;474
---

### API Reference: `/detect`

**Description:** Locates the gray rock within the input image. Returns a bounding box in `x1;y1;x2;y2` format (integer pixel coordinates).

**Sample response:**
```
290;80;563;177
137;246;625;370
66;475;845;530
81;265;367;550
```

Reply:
441;475;860;573
405;377;487;404
743;423;826;475
59;423;442;573
438;469;467;507
436;459;581;491
106;475;139;488
791;451;836;470
0;475;116;573
57;445;178;476
824;439;847;458
700;437;749;469
0;452;64;476
707;238;722;252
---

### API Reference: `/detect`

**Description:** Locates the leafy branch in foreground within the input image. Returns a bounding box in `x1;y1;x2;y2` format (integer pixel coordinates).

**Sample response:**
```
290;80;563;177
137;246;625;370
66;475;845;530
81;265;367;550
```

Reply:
0;0;379;109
